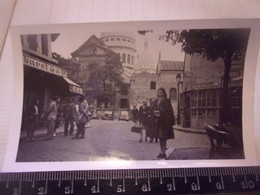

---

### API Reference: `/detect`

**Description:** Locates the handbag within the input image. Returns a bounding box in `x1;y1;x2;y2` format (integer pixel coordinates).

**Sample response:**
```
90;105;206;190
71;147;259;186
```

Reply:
131;126;141;133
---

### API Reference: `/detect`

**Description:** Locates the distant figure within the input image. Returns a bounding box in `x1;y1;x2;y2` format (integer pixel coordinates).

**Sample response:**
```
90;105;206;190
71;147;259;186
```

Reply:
148;98;158;143
26;99;39;141
63;98;76;136
46;96;60;140
132;105;139;126
73;96;89;139
153;88;175;159
138;101;149;142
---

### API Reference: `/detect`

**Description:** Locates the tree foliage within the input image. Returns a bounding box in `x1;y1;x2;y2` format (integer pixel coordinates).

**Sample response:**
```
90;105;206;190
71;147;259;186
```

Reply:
86;52;126;107
164;29;250;68
163;28;250;124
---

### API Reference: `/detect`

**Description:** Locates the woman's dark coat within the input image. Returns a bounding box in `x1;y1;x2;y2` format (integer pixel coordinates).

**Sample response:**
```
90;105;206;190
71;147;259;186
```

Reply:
153;98;175;140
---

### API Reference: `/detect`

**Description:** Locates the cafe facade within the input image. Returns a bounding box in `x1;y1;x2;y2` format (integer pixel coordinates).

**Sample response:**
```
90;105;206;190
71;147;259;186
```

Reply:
21;34;83;129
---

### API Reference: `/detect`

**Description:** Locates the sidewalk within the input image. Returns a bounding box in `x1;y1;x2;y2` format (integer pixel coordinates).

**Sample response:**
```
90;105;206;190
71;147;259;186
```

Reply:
20;126;65;139
173;125;206;135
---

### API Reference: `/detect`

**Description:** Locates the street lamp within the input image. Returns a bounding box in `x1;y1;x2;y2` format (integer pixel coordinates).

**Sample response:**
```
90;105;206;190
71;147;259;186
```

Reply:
176;73;183;125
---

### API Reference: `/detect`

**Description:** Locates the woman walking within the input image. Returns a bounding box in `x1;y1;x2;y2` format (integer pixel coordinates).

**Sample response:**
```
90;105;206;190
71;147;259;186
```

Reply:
153;88;175;159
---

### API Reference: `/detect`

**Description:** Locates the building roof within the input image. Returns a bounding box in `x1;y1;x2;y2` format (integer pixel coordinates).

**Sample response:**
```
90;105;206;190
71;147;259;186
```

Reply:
71;35;113;56
157;60;184;71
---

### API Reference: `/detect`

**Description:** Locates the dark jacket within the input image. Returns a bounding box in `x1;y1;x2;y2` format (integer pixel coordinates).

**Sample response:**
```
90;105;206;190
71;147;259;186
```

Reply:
63;103;76;121
154;98;175;140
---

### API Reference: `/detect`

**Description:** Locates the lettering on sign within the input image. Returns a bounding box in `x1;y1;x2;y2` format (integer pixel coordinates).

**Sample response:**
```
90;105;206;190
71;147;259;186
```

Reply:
23;54;68;77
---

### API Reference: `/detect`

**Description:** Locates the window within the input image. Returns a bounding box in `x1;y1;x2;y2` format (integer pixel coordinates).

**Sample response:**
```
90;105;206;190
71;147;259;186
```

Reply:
127;54;130;64
207;109;217;117
27;35;38;51
231;88;242;108
127;39;130;42
132;55;135;65
110;38;115;41
122;53;126;63
198;109;205;117
191;91;198;107
169;88;177;100
122;39;126;41
150;81;156;89
191;109;197;116
120;99;128;108
121;90;128;95
41;34;48;56
116;38;121;41
105;39;109;42
198;91;206;107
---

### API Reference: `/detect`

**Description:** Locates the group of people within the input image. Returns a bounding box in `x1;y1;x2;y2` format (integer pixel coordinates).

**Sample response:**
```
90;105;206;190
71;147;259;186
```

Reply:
25;95;91;141
132;88;176;159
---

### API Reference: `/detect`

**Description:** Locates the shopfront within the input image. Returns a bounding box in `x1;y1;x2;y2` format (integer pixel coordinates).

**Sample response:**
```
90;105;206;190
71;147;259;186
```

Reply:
22;52;83;130
180;87;242;129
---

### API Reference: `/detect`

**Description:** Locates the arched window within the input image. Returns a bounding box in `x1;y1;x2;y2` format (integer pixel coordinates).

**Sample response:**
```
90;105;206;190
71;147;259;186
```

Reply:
122;53;126;63
127;54;131;64
132;55;135;65
169;88;177;100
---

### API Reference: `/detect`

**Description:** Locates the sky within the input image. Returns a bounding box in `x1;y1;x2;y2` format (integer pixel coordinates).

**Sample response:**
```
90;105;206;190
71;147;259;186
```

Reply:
51;29;185;66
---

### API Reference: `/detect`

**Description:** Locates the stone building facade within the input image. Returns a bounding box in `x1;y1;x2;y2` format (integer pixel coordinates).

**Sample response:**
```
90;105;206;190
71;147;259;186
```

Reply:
130;60;184;115
71;35;129;108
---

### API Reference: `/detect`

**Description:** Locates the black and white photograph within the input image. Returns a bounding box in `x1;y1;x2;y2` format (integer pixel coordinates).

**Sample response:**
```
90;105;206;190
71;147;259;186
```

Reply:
14;24;250;162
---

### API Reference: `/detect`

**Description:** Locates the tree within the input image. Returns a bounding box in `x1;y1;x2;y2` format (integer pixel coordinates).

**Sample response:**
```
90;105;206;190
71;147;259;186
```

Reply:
52;52;80;81
87;52;126;107
163;29;250;124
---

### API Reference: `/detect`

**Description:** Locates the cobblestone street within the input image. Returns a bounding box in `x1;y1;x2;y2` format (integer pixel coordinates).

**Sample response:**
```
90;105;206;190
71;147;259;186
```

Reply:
16;119;210;162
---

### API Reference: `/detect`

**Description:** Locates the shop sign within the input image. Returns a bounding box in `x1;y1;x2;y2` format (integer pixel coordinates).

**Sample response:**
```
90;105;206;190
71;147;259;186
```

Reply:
24;54;68;77
69;85;83;95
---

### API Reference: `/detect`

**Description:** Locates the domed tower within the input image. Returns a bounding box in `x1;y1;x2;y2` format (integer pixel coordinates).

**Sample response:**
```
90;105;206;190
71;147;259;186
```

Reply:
100;32;137;78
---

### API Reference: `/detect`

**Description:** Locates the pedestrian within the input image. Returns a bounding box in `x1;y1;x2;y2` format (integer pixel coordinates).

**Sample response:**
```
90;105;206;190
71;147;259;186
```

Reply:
148;98;158;143
46;96;60;140
26;99;39;141
54;98;61;136
132;105;139;126
72;95;89;139
153;88;175;159
138;101;149;142
63;98;76;136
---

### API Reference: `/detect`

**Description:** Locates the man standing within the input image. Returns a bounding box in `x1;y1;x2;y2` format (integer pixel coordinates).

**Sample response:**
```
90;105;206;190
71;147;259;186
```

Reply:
73;95;89;139
63;98;76;136
26;99;39;141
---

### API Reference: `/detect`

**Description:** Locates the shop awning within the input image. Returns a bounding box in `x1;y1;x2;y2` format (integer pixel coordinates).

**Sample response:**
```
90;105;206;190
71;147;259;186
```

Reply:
63;77;83;95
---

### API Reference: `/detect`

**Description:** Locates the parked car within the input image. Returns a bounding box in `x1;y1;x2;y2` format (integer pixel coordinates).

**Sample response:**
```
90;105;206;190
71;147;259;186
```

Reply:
102;110;114;120
119;111;129;121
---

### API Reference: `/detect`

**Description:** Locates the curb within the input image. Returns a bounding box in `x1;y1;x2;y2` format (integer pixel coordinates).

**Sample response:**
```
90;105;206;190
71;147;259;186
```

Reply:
173;127;206;135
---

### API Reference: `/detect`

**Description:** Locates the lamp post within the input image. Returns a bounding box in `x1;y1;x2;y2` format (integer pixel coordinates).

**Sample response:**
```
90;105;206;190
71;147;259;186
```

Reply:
176;73;183;125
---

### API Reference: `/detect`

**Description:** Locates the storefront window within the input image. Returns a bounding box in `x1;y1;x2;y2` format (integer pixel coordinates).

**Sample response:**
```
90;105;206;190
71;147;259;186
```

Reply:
198;109;205;117
231;88;242;108
207;109;216;117
212;90;217;106
191;91;197;107
198;91;206;107
207;90;212;106
191;109;197;116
